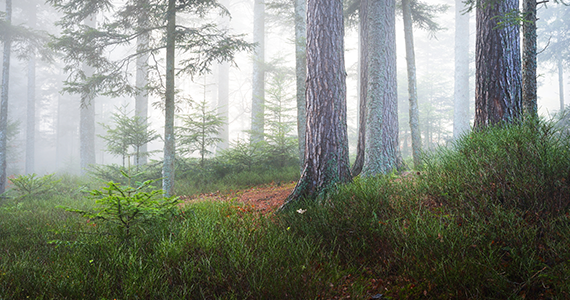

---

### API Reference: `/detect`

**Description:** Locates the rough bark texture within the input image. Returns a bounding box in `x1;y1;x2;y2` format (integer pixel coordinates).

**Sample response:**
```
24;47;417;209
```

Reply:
558;58;565;111
0;0;12;194
294;0;306;170
522;0;537;116
282;0;351;206
351;0;368;177
163;0;176;197
362;0;399;176
80;15;97;175
402;0;422;169
251;0;265;143
474;0;522;128
453;0;470;138
135;0;150;166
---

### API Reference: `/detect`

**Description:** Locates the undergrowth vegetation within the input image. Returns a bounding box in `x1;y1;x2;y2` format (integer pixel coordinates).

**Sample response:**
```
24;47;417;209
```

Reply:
0;118;569;299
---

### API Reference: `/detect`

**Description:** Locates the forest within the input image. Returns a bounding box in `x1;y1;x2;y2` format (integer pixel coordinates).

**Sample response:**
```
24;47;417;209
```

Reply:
0;0;569;298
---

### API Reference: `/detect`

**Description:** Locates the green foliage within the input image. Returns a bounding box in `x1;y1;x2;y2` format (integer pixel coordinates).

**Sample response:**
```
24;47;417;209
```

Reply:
9;173;61;199
65;171;179;242
176;96;224;166
99;106;159;167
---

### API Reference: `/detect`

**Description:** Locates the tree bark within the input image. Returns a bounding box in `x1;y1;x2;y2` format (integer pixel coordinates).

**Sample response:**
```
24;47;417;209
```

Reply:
522;0;538;117
251;0;265;143
80;15;97;175
351;0;368;177
163;0;176;197
453;0;470;138
294;0;307;170
282;0;351;207
362;0;399;176
135;0;150;166
402;0;422;169
0;0;12;194
474;0;522;128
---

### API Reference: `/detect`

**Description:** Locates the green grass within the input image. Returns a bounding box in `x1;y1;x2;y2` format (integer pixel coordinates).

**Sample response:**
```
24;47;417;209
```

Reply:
1;118;569;299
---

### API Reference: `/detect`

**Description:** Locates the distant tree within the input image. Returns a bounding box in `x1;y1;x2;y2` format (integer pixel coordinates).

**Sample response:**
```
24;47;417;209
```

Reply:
177;83;225;167
351;0;368;176
473;0;522;128
264;63;297;168
0;0;13;194
1;0;46;193
251;0;266;144
99;106;159;168
453;0;470;138
49;0;253;196
282;0;351;206
538;3;570;111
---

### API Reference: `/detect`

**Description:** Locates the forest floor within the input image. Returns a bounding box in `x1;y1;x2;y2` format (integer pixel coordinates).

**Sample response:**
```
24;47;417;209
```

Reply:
180;181;295;213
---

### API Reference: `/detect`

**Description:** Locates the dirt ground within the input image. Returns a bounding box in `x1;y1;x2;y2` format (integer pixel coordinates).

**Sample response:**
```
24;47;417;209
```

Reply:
179;181;296;213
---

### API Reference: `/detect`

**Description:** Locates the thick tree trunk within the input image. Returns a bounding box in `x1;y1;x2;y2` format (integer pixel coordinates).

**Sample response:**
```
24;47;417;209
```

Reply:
402;0;422;169
25;2;37;175
163;0;176;197
474;0;522;128
0;0;12;194
135;0;150;166
558;58;565;111
282;0;351;207
80;15;97;175
453;0;470;138
251;0;265;143
351;0;368;177
294;0;307;170
522;0;538;117
362;0;399;176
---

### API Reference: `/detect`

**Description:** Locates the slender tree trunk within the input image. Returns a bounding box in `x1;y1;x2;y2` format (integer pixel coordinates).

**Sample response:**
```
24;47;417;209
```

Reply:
362;0;399;176
294;0;307;170
80;15;97;174
135;0;150;166
453;0;470;138
402;0;422;169
251;0;265;143
163;0;176;197
474;0;522;128
558;58;565;111
0;0;12;194
282;0;351;207
351;0;368;177
522;0;538;117
26;3;37;175
216;0;230;151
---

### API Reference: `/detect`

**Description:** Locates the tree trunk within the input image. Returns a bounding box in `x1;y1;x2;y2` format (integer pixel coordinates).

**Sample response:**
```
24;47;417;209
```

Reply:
558;58;565;111
217;0;230;152
163;0;176;197
453;0;470;138
362;0;399;176
294;0;307;170
282;0;351;207
522;0;538;117
474;0;522;128
251;0;265;143
402;0;422;169
80;15;97;174
351;0;368;177
135;0;150;166
25;2;37;175
0;0;12;194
